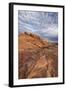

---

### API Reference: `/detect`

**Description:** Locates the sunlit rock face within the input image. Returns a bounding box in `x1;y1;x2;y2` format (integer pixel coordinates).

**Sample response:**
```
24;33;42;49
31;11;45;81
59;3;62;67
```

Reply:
18;32;58;79
18;10;58;79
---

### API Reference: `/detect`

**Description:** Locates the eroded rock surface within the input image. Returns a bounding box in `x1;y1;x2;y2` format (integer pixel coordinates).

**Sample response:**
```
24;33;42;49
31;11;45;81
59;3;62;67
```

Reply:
18;32;58;79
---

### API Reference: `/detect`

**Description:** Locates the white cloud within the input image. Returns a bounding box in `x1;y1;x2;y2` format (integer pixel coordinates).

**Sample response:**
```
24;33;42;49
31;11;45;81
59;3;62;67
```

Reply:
18;10;58;42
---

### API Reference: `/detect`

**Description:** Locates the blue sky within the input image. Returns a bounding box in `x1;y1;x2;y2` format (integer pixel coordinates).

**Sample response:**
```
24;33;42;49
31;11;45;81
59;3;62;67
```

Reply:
18;10;58;42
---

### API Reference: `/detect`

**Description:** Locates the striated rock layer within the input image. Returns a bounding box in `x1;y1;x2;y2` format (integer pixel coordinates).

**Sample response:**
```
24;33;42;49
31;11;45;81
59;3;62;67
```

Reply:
18;32;58;79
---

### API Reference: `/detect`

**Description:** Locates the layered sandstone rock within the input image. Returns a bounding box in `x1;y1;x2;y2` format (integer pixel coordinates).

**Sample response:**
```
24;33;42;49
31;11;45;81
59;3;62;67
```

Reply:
18;32;58;79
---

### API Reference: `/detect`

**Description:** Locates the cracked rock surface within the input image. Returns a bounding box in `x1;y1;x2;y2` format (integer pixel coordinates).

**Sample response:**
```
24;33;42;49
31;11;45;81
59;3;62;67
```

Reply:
18;32;58;79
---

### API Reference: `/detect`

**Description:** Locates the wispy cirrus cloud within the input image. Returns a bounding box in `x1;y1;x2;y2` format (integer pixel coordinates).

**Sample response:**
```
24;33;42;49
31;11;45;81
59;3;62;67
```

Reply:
18;10;58;42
